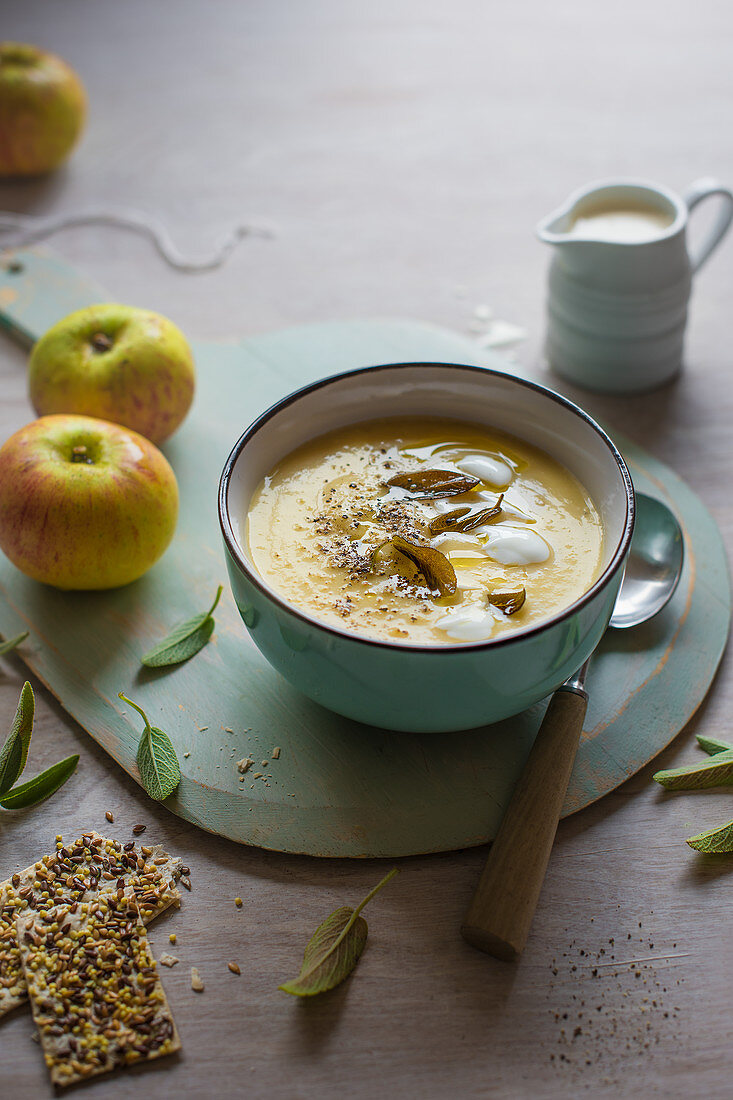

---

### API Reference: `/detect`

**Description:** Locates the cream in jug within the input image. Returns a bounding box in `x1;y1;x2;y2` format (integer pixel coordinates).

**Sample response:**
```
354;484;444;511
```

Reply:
537;178;733;393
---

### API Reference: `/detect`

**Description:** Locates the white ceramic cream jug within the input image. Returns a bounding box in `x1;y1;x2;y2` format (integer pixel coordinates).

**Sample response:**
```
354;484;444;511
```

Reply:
537;178;733;393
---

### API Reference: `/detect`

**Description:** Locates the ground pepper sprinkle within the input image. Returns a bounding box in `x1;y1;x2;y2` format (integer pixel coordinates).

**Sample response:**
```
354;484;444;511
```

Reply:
18;892;180;1086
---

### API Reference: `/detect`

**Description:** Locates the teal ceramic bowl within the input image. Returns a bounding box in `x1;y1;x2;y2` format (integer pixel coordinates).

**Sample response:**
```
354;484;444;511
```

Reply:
218;363;634;732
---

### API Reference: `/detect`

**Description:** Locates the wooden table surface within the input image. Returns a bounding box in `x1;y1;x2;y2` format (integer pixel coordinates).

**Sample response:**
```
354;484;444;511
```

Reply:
2;2;732;1097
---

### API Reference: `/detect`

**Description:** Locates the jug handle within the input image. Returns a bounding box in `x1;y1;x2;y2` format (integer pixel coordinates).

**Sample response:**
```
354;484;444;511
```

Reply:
684;178;733;273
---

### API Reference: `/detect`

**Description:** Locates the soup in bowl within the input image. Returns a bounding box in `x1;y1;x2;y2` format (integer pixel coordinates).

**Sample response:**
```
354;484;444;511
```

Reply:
218;363;634;732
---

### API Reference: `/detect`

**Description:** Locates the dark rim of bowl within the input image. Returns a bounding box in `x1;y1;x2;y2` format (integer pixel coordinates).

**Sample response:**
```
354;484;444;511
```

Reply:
218;362;636;654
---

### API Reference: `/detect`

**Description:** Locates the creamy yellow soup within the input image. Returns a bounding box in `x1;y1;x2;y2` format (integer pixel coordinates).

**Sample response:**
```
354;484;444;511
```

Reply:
245;418;604;645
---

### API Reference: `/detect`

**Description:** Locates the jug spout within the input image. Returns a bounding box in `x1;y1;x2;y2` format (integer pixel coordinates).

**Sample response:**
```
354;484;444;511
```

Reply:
536;200;576;245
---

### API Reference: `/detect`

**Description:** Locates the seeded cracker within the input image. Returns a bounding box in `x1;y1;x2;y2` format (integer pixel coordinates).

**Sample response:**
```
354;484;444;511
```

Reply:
18;893;181;1086
0;832;181;1018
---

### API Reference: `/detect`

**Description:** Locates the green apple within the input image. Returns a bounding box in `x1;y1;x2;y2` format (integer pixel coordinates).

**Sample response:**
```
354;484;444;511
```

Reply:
0;42;86;177
0;414;179;590
29;304;196;445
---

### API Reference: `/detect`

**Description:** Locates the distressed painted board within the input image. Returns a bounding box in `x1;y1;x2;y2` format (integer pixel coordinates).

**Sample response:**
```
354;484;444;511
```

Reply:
0;249;729;857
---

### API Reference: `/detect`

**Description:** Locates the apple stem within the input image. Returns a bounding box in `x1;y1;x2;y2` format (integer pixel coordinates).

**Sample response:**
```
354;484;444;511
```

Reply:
91;332;113;353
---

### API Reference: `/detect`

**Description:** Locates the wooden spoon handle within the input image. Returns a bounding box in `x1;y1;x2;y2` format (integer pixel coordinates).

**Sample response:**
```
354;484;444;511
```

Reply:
461;686;588;961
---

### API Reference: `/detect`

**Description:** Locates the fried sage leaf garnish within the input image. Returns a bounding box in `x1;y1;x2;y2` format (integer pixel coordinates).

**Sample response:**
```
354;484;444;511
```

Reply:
142;586;222;668
687;819;733;854
429;495;504;535
487;587;526;615
371;535;457;596
119;692;181;802
386;469;479;499
278;868;398;997
652;749;733;790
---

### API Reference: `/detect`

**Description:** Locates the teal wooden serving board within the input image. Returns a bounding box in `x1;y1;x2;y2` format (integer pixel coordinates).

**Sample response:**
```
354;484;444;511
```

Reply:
0;249;729;857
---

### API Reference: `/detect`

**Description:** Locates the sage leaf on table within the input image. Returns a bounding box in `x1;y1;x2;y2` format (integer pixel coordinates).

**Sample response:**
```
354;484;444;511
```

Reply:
119;692;181;801
371;536;457;597
0;631;29;657
687;819;733;854
0;754;79;809
652;749;733;790
141;586;222;667
0;681;34;796
0;682;78;809
279;868;398;997
696;734;733;756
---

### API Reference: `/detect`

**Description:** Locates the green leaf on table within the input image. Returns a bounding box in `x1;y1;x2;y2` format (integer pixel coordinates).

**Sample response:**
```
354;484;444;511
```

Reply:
696;734;733;756
0;682;35;796
0;631;29;657
653;749;733;790
0;754;79;809
141;586;222;667
687;819;733;854
119;692;181;801
279;868;398;997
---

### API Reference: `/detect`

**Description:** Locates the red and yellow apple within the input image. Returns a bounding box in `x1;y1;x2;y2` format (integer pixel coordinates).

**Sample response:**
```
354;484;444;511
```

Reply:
0;42;86;177
29;304;196;446
0;414;179;590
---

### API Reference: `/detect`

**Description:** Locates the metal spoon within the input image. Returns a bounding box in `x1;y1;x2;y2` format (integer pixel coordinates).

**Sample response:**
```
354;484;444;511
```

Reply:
461;492;684;961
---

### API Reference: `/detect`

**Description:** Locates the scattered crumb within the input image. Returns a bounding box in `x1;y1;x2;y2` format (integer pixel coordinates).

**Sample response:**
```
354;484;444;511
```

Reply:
237;757;254;774
191;966;204;992
198;726;208;732
228;962;241;975
261;760;269;767
235;897;243;908
105;810;114;824
30;1031;39;1043
184;751;190;758
224;727;233;733
272;747;281;759
253;772;263;779
160;953;179;968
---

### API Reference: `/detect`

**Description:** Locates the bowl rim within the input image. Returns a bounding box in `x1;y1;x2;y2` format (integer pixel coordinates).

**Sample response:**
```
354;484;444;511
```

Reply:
218;362;635;654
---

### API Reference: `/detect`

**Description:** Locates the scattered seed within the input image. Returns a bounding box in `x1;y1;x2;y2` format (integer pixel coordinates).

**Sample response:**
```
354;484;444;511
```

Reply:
169;933;177;944
180;876;192;891
272;747;281;759
132;824;146;836
191;966;204;992
228;962;241;975
234;897;243;908
105;811;114;824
